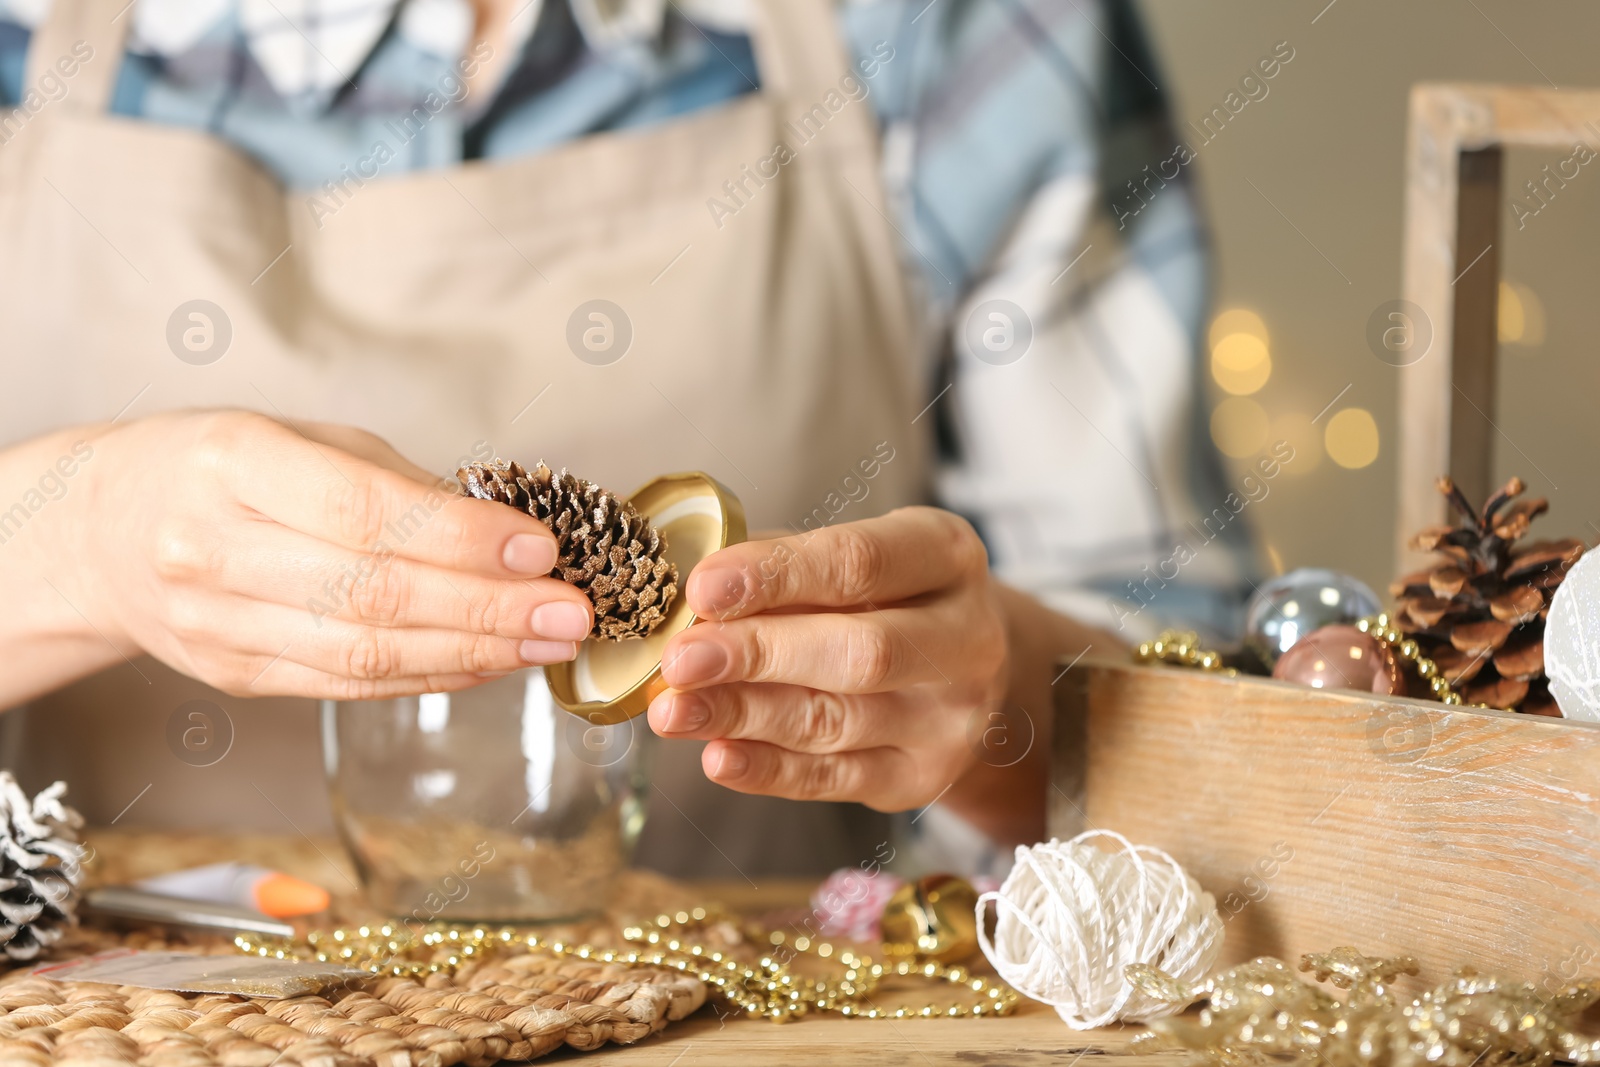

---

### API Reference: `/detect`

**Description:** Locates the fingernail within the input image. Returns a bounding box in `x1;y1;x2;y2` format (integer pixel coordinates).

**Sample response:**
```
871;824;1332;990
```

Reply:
532;601;592;641
712;745;749;779
695;568;748;614
504;533;557;574
663;641;729;687
519;639;577;664
659;692;710;734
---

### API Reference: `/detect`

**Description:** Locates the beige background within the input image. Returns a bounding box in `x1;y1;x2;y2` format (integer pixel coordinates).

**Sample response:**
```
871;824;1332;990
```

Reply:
1141;0;1600;594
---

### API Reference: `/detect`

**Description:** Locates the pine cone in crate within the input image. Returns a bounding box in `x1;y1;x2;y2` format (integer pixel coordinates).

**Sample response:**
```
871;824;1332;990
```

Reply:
458;460;678;640
1392;476;1585;714
0;773;84;961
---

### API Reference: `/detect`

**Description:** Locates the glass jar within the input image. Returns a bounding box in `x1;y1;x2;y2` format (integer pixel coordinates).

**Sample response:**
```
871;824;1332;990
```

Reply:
321;669;646;922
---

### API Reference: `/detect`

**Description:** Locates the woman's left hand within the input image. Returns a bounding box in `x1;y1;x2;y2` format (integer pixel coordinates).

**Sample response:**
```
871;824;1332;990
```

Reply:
647;507;1007;814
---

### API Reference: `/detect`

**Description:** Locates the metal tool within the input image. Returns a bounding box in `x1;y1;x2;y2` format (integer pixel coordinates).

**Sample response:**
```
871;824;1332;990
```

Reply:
83;886;295;938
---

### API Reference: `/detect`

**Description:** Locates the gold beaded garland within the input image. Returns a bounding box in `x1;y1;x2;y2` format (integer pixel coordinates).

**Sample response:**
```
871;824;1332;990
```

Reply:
1134;618;1484;708
1133;631;1235;674
234;909;1019;1023
1356;613;1483;707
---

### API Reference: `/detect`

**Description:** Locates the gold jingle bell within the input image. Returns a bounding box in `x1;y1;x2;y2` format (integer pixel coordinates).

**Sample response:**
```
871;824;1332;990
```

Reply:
880;874;980;963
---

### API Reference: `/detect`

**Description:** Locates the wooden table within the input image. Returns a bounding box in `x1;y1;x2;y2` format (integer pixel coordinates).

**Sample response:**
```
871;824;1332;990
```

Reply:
587;879;1145;1067
79;832;1149;1066
607;1003;1140;1066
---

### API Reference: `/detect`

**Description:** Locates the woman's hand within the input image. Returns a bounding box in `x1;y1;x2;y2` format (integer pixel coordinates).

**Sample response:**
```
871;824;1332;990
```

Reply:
27;411;593;701
647;507;1011;818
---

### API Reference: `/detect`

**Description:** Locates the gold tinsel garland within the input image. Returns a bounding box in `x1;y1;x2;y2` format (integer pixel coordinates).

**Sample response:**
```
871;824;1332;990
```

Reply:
1129;947;1600;1067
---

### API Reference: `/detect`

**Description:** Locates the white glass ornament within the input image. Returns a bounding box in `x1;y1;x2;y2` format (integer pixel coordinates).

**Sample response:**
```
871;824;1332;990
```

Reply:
1545;548;1600;722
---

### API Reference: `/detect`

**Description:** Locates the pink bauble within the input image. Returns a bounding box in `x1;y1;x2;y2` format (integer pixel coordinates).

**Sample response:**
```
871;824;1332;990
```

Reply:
1271;624;1403;695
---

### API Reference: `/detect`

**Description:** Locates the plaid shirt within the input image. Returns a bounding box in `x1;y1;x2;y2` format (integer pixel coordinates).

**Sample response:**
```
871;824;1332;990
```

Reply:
0;0;1256;643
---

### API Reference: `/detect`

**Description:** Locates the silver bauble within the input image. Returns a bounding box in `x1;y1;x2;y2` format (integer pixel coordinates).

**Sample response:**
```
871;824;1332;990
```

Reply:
1244;568;1382;670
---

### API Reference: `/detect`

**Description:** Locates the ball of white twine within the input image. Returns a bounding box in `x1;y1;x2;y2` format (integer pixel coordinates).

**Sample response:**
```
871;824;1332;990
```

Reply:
977;830;1224;1029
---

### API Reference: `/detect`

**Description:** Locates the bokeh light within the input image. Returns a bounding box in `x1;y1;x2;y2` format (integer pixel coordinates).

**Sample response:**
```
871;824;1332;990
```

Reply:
1208;308;1269;350
1498;280;1546;347
1324;408;1380;469
1210;396;1270;458
1269;411;1322;475
1211;333;1272;395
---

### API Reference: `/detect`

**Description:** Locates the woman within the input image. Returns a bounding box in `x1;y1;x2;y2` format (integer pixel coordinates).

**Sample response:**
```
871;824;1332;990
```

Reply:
0;0;1253;877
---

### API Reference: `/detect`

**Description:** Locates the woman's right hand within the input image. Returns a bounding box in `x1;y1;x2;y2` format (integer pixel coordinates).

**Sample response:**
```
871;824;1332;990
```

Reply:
37;411;593;700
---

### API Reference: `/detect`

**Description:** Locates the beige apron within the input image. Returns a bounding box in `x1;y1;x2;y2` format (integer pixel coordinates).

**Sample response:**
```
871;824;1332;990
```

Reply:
1;0;928;877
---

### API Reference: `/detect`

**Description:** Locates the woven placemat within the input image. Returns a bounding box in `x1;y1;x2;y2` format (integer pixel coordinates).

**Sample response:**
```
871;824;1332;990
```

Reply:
0;944;706;1067
1;834;722;1067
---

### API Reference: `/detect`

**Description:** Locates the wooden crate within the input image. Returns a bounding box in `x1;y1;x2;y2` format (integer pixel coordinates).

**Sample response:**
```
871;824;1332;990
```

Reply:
1040;81;1600;987
1051;661;1600;986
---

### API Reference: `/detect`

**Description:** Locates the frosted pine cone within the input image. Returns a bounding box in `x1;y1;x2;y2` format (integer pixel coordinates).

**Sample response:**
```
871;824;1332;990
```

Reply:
0;773;85;962
458;460;678;640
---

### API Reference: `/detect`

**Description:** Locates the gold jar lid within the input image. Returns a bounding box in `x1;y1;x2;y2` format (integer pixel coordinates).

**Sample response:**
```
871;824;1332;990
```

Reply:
545;471;746;726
